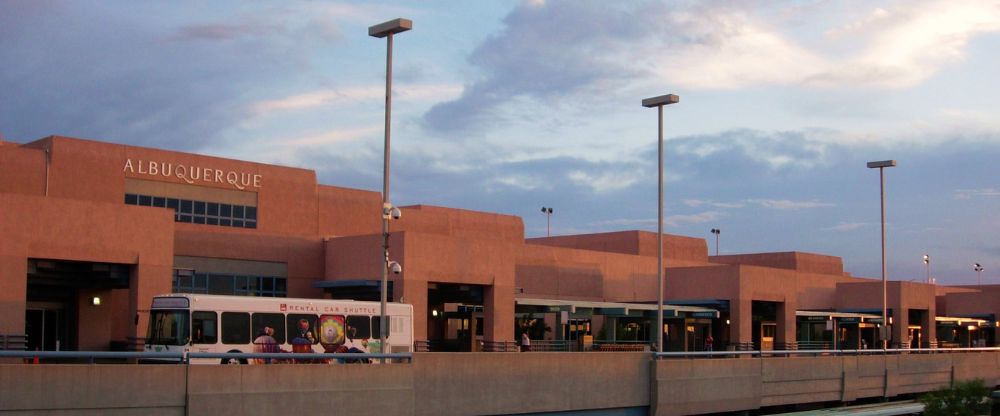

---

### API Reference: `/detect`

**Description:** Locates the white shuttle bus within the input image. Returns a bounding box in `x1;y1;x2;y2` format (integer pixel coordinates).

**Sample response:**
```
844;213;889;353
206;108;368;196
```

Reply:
144;294;413;364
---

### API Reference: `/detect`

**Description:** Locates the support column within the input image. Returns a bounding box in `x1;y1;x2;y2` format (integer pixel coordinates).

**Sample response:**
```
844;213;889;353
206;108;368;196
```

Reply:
891;309;908;349
776;301;797;350
400;279;428;343
128;262;172;350
729;299;752;350
922;308;937;348
483;283;514;351
555;310;565;341
0;255;27;336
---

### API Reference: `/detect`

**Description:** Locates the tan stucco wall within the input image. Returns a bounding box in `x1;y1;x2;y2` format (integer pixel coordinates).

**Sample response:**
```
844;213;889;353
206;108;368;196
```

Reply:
0;194;174;342
5;352;1000;415
526;230;709;263
710;251;845;275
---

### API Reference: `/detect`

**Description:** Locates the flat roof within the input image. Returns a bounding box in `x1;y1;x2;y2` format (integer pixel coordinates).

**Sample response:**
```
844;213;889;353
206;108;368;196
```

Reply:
797;310;882;320
515;297;719;317
936;316;990;325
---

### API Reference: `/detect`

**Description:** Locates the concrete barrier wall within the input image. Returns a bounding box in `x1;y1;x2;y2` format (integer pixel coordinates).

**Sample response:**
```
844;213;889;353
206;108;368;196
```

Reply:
844;355;889;401
5;352;1000;416
413;352;649;416
0;364;186;415
890;353;952;396
652;352;1000;416
652;358;761;416
761;356;844;407
953;352;1000;387
186;363;415;416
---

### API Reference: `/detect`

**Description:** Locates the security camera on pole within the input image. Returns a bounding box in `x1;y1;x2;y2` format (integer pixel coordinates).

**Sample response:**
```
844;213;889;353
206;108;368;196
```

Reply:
370;17;411;360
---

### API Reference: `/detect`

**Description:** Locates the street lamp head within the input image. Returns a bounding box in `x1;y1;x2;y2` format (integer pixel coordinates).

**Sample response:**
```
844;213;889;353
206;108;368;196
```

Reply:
541;207;553;214
866;160;897;169
923;254;929;264
710;228;720;235
369;18;412;38
642;94;680;108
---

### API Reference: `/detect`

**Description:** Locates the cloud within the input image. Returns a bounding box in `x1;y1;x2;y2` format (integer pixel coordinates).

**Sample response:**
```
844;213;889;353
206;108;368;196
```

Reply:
824;222;867;232
665;211;724;228
566;169;642;193
749;199;834;210
0;2;354;151
423;1;1000;134
169;22;283;41
654;9;828;89
683;199;745;209
492;175;544;192
810;0;1000;88
250;84;463;115
954;188;1000;199
593;210;723;229
422;1;647;133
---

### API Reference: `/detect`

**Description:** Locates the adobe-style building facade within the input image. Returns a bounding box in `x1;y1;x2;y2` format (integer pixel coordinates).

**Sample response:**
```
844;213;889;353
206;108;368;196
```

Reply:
0;135;995;352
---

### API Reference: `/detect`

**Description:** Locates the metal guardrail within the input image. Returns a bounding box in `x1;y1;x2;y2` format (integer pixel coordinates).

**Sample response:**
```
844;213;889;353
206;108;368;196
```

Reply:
796;341;833;350
0;350;183;363
5;347;1000;362
189;352;413;363
0;334;28;351
0;350;412;364
654;346;1000;359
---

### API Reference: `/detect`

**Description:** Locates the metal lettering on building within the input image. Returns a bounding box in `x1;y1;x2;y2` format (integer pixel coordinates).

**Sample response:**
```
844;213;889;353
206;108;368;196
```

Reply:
123;159;262;190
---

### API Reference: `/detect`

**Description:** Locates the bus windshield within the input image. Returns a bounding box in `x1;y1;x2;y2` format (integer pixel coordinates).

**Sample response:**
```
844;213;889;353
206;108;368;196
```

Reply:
146;309;190;346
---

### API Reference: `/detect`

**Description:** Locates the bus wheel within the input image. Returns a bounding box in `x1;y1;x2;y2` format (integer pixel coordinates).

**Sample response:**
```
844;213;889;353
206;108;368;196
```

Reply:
222;352;246;365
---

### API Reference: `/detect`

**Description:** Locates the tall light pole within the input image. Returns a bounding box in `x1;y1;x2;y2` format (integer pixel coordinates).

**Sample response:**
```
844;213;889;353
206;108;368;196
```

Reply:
541;207;553;237
975;263;984;286
643;93;679;353
923;254;930;284
868;159;896;349
710;228;720;256
370;17;411;356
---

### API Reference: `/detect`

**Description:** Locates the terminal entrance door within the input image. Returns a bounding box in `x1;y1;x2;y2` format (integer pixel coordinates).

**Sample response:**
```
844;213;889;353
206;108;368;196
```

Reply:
908;326;922;349
25;303;70;351
426;283;484;352
25;259;131;351
859;323;878;349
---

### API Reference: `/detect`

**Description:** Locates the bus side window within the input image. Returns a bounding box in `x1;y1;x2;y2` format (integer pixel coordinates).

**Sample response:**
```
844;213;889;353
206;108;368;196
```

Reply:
221;312;251;345
287;314;319;345
346;315;371;340
192;311;217;344
372;316;381;338
251;312;286;344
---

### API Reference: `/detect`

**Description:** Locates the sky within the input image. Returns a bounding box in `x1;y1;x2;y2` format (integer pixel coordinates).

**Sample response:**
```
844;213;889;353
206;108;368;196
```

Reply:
3;0;1000;285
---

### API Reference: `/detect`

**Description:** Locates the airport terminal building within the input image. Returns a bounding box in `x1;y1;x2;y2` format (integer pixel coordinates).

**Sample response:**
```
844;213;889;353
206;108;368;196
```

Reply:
1;135;998;353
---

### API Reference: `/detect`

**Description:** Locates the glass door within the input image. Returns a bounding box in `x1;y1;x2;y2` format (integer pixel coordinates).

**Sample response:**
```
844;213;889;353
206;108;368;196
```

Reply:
25;304;69;351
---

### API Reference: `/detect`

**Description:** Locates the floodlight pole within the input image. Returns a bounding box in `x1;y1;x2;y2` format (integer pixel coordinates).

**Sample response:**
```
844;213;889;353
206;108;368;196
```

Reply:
643;94;679;353
868;159;896;349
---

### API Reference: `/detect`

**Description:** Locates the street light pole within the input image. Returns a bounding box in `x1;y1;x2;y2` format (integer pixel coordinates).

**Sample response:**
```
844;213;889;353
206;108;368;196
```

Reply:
643;93;679;353
541;207;553;237
975;263;984;286
710;228;720;256
370;18;411;357
923;255;930;284
868;159;896;349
